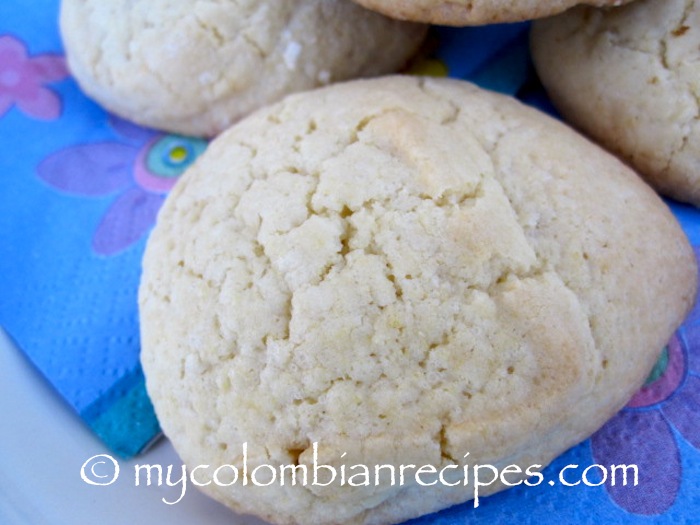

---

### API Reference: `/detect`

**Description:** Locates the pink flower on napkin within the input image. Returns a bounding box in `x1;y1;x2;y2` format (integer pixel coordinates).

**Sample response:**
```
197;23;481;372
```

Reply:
37;117;207;255
0;34;68;120
590;329;699;515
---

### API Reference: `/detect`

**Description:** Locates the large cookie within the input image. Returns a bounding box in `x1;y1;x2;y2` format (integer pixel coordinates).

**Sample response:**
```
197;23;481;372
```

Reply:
139;76;696;525
59;0;426;137
349;0;631;25
531;0;700;207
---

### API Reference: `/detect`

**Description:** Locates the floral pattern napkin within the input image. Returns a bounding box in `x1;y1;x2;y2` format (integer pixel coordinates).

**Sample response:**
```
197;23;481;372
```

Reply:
0;0;697;522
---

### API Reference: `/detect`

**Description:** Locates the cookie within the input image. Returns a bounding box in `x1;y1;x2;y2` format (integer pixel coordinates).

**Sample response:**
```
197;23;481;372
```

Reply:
531;0;700;206
139;76;696;525
348;0;631;25
59;0;426;137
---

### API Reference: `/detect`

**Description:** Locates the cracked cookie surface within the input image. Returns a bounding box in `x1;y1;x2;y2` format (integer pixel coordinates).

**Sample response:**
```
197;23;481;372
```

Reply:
59;0;426;137
349;0;632;25
139;76;696;525
531;0;700;207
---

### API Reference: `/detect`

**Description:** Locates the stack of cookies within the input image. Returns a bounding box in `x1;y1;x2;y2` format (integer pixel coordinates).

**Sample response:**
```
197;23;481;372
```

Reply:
59;1;698;524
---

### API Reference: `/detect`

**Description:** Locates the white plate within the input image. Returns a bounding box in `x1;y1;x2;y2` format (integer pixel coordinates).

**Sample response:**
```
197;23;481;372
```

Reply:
0;328;265;525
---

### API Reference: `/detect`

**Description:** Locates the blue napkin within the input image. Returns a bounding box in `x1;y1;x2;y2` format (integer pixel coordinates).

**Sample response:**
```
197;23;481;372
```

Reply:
0;0;207;457
1;0;698;521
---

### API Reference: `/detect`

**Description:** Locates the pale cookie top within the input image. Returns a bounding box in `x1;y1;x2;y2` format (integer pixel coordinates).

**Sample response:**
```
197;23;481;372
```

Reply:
349;0;631;25
531;0;700;207
59;0;426;137
139;76;696;525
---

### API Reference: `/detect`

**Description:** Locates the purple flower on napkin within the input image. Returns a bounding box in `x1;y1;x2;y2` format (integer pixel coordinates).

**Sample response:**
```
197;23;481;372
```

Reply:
591;332;699;515
38;117;207;255
0;34;68;120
